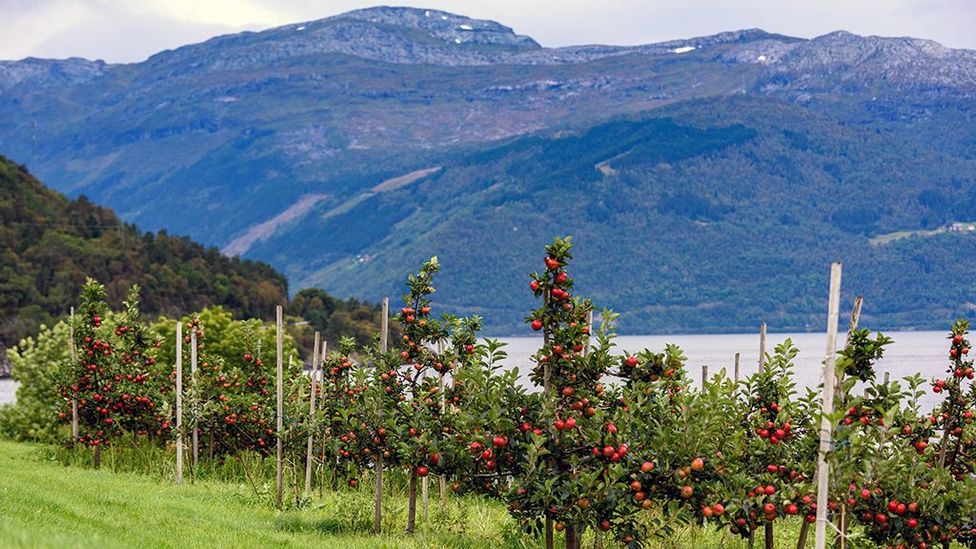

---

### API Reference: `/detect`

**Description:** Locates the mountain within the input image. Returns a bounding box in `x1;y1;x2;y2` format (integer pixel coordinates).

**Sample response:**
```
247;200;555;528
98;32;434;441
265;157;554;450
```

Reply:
2;6;976;333
0;155;384;373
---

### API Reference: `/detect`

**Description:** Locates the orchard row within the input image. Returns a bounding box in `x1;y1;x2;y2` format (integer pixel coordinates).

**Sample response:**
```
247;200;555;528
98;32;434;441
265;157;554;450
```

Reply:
58;237;976;549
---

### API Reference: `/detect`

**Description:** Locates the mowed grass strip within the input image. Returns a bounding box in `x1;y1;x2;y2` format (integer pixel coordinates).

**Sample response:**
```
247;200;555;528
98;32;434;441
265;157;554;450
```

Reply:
0;441;513;548
0;440;826;548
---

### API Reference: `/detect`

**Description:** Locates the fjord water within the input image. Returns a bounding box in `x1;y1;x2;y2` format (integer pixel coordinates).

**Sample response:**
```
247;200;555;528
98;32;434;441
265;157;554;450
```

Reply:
495;331;951;407
0;330;952;407
1;378;15;405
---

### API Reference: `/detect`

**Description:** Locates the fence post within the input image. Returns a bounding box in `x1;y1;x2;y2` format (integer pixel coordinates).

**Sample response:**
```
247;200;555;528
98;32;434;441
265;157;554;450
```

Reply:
305;331;321;496
69;306;79;442
191;329;199;471
175;321;183;484
374;297;389;535
815;263;843;549
438;339;447;508
734;352;740;383
759;321;767;372
276;305;284;510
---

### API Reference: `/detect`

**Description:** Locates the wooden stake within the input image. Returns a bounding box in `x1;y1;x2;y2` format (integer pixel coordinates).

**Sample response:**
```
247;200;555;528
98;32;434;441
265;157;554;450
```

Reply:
815;263;843;549
191;330;199;471
175;321;183;484
438;339;446;508
831;296;862;549
406;472;418;533
542;295;555;549
586;310;594;353
839;502;848;549
701;365;708;389
318;340;328;499
275;305;284;510
305;332;321;496
759;321;767;372
421;474;429;521
374;297;388;535
734;352;741;383
836;296;864;406
69;307;78;441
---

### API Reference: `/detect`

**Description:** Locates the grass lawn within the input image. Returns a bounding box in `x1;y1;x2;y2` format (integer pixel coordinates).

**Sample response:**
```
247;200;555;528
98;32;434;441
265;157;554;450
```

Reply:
0;440;515;548
0;440;824;548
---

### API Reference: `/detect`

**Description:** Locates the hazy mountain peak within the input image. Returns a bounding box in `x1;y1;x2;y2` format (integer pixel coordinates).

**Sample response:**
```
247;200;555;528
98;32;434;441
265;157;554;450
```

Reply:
338;5;541;49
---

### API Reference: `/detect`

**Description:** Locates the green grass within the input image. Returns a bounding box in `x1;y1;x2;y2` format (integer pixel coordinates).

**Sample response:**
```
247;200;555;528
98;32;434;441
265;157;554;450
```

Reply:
0;440;516;548
0;440;822;548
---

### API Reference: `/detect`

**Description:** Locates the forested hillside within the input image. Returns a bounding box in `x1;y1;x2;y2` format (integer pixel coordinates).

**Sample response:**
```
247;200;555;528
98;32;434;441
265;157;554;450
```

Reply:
0;156;383;371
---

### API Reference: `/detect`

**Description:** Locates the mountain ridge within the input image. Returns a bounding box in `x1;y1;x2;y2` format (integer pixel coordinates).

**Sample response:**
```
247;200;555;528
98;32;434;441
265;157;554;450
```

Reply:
3;6;976;333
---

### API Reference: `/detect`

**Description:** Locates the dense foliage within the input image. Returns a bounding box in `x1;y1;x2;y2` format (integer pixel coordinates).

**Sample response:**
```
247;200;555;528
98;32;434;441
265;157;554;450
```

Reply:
0;156;386;373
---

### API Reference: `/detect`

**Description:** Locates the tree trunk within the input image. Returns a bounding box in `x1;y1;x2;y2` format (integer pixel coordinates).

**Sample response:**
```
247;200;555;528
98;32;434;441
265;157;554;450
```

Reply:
94;444;101;469
545;517;554;549
797;519;810;549
565;524;579;549
406;472;418;533
764;522;773;549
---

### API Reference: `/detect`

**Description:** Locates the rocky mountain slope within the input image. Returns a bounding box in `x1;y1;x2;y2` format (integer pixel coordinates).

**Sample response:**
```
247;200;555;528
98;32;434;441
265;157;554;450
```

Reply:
2;7;975;332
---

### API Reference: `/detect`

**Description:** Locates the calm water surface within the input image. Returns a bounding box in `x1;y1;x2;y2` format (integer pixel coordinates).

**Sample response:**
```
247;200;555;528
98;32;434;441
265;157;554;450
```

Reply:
494;331;952;408
0;330;954;407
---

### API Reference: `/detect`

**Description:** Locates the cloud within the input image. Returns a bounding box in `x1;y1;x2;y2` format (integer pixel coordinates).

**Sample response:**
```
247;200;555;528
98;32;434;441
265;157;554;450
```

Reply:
1;0;974;63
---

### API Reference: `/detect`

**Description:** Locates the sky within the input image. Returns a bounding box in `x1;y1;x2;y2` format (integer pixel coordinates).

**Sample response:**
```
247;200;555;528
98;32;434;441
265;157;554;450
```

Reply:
1;0;974;63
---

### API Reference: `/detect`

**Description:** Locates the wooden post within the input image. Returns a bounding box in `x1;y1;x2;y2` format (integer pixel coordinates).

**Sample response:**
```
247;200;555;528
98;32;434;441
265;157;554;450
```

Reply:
175;321;183;484
836;296;864;405
406;472;418;533
829;296;862;549
438;339;447;508
191;330;199;471
275;305;284;510
815;263;843;549
421;474;429;521
839;504;847;549
69;307;79;442
759;321;767;372
764;523;774;549
734;352;741;383
374;297;388;535
701;365;708;389
305;332;321;496
542;295;555;549
586;310;594;352
318;340;328;498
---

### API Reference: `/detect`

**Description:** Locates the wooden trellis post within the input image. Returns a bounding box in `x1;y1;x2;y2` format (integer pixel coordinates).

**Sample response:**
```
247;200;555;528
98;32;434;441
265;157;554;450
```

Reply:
438;339;447;508
191;329;199;470
175;321;184;484
69;306;79;441
815;263;843;549
275;305;284;510
799;295;862;549
374;297;389;535
305;331;321;496
759;321;767;372
734;352;741;383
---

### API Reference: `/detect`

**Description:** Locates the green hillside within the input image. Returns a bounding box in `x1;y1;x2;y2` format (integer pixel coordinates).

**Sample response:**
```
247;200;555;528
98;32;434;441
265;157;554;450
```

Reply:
261;97;976;333
0;156;383;366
